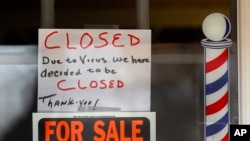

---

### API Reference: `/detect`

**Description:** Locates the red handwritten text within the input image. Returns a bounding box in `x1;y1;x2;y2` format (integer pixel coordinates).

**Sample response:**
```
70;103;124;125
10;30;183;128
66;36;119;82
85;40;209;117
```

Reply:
44;30;141;49
57;79;124;91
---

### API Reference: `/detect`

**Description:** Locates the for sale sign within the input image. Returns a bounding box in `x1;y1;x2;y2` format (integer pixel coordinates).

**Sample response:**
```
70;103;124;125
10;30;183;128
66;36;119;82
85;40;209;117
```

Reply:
33;112;156;141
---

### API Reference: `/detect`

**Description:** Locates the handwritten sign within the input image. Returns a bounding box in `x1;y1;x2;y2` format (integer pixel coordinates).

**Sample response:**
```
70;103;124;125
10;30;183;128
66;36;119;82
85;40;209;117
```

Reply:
38;29;151;112
33;112;156;141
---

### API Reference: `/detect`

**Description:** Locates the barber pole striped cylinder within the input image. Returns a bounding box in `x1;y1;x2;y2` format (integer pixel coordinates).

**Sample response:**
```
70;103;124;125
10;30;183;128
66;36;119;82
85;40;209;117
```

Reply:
201;39;232;141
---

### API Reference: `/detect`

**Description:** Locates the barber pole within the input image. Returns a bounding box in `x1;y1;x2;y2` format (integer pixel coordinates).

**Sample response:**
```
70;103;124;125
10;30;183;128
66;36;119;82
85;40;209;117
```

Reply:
201;13;232;141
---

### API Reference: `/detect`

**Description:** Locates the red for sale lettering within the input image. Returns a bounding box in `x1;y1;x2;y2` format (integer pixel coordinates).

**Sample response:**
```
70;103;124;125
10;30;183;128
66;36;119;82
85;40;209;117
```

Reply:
45;120;84;141
93;119;144;141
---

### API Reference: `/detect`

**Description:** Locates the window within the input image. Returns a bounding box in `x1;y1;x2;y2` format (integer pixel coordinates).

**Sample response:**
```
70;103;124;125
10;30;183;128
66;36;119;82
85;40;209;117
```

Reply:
0;0;237;141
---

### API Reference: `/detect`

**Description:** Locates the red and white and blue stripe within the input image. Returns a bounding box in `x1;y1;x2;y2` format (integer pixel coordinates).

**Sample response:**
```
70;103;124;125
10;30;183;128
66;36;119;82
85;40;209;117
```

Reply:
201;39;232;141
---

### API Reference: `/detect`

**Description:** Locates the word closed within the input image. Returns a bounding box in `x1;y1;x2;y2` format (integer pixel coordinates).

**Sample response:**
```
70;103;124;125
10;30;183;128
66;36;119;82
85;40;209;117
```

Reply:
39;118;150;141
43;30;141;50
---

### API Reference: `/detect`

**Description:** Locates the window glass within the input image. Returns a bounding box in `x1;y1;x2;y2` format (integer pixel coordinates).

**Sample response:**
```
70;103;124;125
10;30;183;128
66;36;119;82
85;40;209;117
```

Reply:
0;1;40;44
0;0;237;141
150;0;237;140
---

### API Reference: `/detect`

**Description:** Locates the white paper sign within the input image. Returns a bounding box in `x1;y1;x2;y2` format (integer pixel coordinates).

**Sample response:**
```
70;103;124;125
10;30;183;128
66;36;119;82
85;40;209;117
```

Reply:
38;29;151;112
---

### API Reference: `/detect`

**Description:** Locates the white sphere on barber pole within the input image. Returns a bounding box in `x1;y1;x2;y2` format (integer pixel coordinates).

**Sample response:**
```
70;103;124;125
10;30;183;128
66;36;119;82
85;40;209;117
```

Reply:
202;13;231;41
